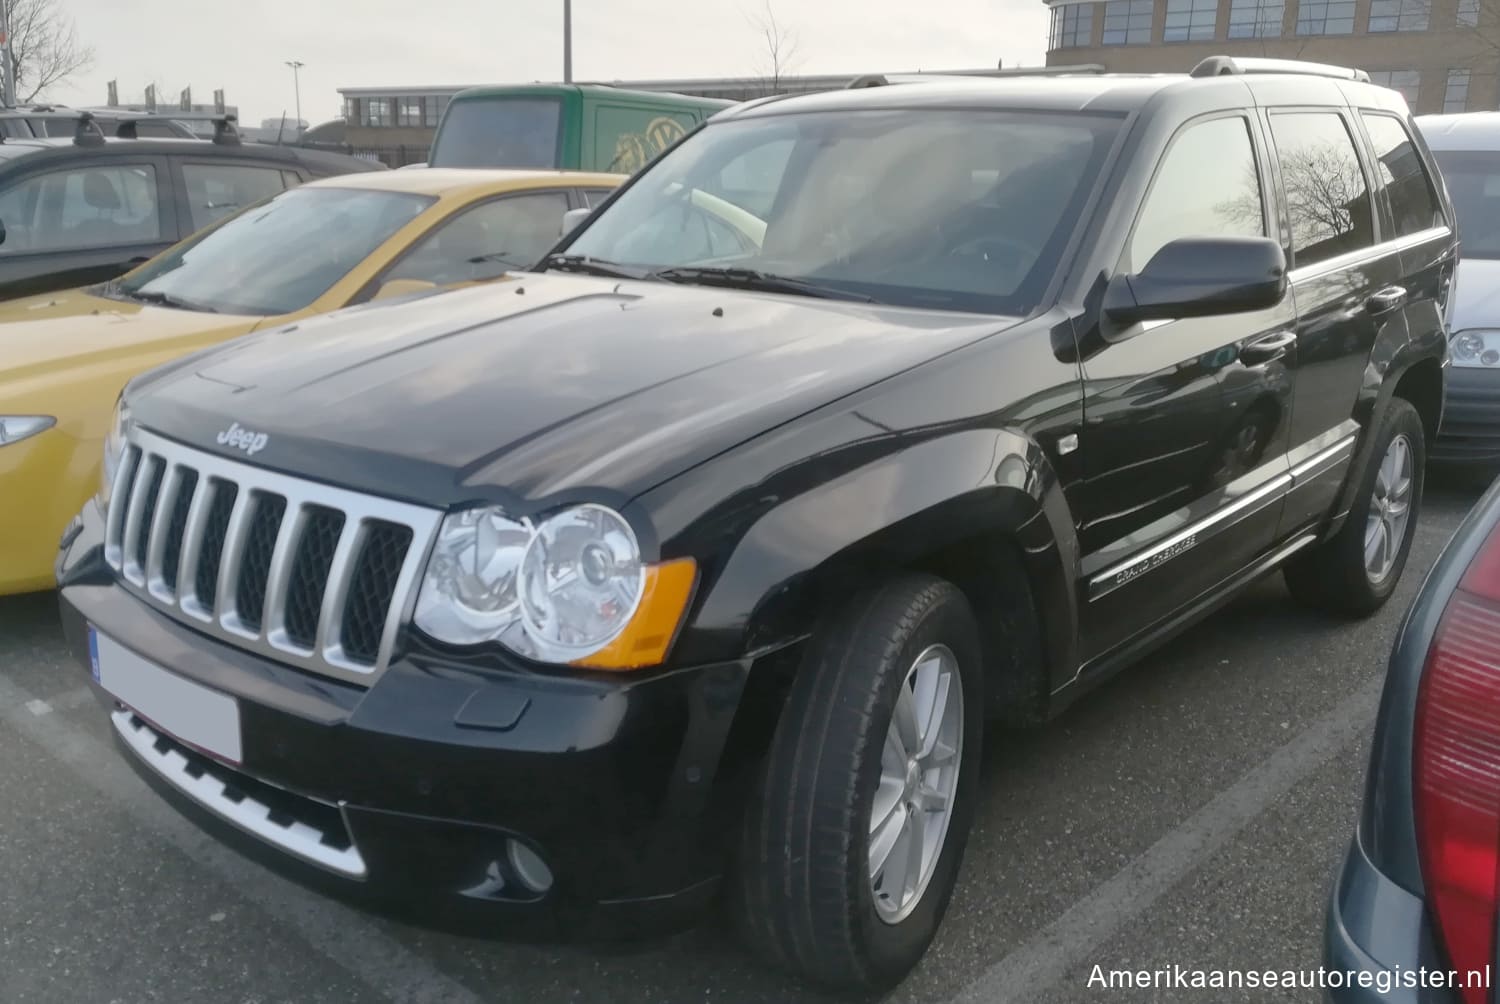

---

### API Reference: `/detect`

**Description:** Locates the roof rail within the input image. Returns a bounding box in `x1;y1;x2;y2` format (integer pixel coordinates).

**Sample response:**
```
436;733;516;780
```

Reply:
1189;55;1370;83
212;114;242;146
845;65;1107;89
73;111;106;147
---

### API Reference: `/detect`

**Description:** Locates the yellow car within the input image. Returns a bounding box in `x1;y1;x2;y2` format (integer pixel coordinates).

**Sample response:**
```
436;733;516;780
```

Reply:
0;168;624;595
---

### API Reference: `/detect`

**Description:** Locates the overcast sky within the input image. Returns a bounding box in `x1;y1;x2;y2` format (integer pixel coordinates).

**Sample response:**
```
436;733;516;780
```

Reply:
53;0;1049;126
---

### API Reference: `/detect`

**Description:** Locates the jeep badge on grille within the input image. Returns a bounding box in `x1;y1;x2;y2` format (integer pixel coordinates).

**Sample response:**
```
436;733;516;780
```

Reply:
216;422;269;456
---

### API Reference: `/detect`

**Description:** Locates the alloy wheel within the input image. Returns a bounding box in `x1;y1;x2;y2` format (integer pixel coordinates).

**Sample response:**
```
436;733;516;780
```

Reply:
869;643;964;924
1365;433;1414;584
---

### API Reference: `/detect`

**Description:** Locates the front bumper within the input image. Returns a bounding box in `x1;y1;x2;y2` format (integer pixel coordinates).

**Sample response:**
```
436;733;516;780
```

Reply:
1434;366;1500;465
1323;830;1447;1003
57;504;753;938
0;424;91;595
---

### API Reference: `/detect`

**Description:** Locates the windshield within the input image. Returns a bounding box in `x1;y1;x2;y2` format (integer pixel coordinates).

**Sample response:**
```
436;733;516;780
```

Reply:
1434;151;1500;260
118;187;433;316
560;109;1120;314
429;97;563;169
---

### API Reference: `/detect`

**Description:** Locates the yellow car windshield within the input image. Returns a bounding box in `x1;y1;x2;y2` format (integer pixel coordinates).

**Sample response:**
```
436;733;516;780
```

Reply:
118;187;434;316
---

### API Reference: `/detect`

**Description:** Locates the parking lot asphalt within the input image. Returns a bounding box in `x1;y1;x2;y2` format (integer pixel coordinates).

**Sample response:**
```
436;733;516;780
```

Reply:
0;474;1484;1004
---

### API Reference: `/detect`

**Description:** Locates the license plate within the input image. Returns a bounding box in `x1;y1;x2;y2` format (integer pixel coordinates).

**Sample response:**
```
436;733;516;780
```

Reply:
90;629;242;764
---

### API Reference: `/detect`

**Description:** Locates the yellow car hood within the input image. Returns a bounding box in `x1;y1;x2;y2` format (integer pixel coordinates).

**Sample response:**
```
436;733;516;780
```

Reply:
2;289;262;398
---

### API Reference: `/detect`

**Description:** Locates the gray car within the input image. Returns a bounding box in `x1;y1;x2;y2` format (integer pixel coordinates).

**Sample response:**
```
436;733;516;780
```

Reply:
1325;471;1500;1001
1419;112;1500;466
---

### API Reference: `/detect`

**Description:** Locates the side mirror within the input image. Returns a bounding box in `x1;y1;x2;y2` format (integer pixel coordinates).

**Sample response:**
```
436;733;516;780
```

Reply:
0;218;8;248
561;207;592;237
1104;236;1287;328
372;278;438;302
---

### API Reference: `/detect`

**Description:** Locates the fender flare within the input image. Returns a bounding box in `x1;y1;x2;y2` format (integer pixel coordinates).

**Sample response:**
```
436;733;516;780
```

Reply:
1329;341;1445;530
680;427;1080;701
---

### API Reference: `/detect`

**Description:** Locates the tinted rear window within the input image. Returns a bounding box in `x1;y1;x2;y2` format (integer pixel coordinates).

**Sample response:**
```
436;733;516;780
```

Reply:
430;98;562;169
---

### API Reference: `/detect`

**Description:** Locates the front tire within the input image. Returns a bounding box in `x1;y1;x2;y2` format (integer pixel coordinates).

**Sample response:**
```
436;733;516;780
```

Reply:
734;575;983;992
1284;398;1425;616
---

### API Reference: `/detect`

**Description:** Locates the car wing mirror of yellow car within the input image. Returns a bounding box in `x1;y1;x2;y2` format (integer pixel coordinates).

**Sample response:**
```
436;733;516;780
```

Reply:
561;207;592;238
372;278;439;302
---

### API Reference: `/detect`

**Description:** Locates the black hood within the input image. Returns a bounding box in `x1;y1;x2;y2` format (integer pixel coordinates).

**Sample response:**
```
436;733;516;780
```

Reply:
129;274;1016;511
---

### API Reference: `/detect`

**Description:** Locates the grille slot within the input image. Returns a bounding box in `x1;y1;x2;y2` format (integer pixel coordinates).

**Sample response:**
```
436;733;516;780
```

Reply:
340;523;414;666
285;506;346;650
195;481;239;612
159;470;199;594
103;427;439;684
235;493;288;632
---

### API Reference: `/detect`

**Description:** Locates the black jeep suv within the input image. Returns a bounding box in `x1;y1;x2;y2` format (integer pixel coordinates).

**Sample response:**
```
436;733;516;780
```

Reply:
56;57;1454;991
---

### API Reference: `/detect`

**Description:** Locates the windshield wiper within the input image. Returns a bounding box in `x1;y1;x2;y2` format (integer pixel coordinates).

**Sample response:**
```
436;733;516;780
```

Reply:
649;266;877;303
535;253;650;280
122;289;218;313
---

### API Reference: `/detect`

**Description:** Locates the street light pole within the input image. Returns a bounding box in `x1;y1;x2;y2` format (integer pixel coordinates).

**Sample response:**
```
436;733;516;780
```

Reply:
563;0;573;83
0;1;15;109
285;60;305;137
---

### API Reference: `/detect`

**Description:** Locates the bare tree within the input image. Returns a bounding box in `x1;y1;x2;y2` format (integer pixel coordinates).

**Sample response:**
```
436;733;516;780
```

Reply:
748;1;801;96
6;0;93;104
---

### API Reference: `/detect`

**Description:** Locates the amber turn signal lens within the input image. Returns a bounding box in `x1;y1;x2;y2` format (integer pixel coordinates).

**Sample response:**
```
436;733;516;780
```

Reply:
572;558;698;671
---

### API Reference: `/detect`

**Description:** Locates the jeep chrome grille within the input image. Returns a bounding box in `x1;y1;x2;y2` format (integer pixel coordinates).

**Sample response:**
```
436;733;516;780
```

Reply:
105;427;441;684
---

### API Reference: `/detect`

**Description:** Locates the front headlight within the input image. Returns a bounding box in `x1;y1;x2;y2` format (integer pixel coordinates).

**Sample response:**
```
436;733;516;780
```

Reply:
0;415;55;447
1451;330;1500;368
414;503;696;670
99;397;130;506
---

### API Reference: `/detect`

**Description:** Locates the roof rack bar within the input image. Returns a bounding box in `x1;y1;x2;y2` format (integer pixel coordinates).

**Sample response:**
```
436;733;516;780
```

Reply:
1189;55;1370;83
845;65;1107;89
212;114;241;146
73;111;106;147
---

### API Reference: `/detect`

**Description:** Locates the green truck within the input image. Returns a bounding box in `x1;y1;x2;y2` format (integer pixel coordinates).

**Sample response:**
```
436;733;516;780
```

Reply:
428;84;733;174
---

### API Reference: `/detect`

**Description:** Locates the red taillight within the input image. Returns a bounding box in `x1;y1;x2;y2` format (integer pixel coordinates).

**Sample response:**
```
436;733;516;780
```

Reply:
1415;520;1500;1004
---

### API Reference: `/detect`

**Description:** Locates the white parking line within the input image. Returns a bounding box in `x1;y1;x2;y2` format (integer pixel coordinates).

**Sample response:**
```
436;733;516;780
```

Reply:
0;674;487;1004
935;675;1384;1004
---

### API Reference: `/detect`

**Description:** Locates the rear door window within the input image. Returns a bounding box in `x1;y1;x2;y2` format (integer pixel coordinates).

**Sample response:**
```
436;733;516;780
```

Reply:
180;163;289;231
1268;112;1376;269
1360;114;1446;238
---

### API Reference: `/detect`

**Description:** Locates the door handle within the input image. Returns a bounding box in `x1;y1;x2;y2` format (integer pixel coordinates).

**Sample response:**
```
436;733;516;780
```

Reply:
1367;286;1408;314
1239;330;1297;364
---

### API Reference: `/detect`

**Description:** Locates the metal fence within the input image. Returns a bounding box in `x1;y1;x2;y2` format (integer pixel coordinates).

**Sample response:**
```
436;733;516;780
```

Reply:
297;141;429;168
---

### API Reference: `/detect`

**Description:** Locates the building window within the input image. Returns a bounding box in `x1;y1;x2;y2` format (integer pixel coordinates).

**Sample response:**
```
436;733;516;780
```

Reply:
424;95;449;127
362;97;392;127
396;97;424;127
1296;0;1355;33
1050;3;1093;47
1102;0;1153;43
1444;69;1471;113
1367;70;1421;105
1368;0;1428;31
344;97;358;123
1228;0;1284;36
1458;0;1479;26
1164;0;1218;40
